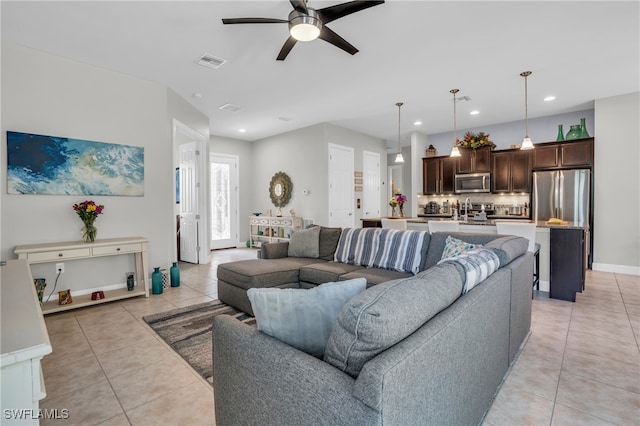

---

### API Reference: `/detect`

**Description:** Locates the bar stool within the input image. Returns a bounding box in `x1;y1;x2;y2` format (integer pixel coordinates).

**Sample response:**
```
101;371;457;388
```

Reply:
381;218;408;230
428;220;460;233
495;222;540;292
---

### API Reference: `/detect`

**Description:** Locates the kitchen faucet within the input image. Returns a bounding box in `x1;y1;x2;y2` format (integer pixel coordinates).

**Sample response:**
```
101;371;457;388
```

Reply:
463;198;471;221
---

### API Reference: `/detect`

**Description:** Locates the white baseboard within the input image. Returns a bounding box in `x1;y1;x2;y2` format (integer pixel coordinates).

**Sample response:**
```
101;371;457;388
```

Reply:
592;263;640;276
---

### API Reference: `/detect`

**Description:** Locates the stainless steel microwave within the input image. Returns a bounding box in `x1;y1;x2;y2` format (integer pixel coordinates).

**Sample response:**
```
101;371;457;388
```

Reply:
455;173;491;193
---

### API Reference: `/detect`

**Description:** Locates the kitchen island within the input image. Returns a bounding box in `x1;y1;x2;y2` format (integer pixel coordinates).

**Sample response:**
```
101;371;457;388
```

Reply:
360;217;589;301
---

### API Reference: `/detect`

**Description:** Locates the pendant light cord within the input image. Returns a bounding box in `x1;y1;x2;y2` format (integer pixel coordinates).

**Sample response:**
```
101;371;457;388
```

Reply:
521;71;532;138
396;102;403;154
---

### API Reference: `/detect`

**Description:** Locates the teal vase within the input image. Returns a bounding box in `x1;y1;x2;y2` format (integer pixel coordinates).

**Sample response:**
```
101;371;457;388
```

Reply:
152;267;163;294
579;117;590;138
565;125;582;140
170;262;180;287
556;124;565;141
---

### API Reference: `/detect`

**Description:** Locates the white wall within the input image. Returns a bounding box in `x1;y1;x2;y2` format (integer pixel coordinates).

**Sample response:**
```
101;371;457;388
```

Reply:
425;109;595;155
1;43;207;290
252;123;386;226
592;92;640;274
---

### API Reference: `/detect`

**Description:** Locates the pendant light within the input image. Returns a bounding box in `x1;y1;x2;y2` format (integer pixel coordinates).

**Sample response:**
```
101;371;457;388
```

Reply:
449;89;461;157
520;71;534;150
395;102;405;163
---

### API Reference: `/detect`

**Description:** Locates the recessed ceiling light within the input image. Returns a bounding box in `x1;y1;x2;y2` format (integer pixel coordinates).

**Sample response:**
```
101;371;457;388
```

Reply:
238;129;247;133
544;96;556;102
192;92;203;99
470;110;480;115
414;121;422;126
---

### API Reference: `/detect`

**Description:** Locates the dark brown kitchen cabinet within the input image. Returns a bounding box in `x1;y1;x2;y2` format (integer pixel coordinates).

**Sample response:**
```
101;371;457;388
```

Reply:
491;150;531;193
532;138;593;169
458;146;491;173
550;228;587;302
423;156;457;195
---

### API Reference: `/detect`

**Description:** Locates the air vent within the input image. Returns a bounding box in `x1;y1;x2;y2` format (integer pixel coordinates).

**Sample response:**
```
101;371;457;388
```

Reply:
278;116;292;122
218;103;242;113
195;53;226;69
456;95;472;102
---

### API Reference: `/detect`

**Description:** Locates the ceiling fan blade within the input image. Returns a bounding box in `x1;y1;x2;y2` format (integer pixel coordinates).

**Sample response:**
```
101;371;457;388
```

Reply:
222;18;288;24
277;36;298;61
318;26;358;55
289;0;308;14
317;0;384;24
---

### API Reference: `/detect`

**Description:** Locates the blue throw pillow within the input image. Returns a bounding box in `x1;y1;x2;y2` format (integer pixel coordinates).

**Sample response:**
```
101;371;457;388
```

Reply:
247;278;366;358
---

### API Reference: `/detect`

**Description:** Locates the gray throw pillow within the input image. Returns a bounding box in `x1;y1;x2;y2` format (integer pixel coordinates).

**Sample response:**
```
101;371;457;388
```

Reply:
247;278;366;358
324;263;464;377
287;225;321;258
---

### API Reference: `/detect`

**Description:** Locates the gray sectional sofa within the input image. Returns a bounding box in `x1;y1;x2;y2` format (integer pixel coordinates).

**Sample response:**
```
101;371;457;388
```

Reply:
213;228;534;425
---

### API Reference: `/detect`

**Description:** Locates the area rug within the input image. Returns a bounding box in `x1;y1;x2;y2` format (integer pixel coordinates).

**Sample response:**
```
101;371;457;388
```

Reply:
143;300;255;385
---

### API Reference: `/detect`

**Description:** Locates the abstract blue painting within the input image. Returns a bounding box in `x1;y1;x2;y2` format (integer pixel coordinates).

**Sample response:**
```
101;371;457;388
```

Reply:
7;131;144;196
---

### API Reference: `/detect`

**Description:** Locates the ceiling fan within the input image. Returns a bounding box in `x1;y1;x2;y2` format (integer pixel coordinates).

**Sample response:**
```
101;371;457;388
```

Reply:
222;0;385;61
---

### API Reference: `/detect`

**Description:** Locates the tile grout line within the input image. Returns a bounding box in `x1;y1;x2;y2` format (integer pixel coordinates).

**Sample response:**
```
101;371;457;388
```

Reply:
548;297;574;426
615;273;640;351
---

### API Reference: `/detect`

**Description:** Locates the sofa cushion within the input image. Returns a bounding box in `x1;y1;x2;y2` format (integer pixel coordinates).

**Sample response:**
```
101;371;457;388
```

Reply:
319;226;342;261
439;248;501;294
440;235;484;260
324;263;464;377
247;278;367;358
299;262;365;285
484;236;528;266
334;228;428;274
288;226;320;258
217;258;324;290
339;268;412;287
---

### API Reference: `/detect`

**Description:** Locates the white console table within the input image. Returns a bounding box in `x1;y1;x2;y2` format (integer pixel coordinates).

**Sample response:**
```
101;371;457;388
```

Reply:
14;237;150;315
1;259;52;425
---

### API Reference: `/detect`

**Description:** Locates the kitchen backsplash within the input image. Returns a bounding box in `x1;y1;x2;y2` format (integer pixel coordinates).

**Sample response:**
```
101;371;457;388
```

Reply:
417;193;530;214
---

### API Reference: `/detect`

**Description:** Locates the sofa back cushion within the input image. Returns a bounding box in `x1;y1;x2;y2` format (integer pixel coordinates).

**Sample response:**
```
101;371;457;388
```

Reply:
319;226;342;260
484;236;529;266
324;263;463;377
334;228;428;274
248;278;366;358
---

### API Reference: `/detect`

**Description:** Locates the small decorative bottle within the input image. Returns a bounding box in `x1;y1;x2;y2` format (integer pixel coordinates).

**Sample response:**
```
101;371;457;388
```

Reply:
556;124;565;141
565;124;582;140
170;262;180;287
578;117;590;139
152;267;163;294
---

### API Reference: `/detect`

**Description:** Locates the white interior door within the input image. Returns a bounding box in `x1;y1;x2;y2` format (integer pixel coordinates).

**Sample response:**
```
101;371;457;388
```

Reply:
179;141;199;263
362;151;380;218
328;143;354;228
210;154;239;249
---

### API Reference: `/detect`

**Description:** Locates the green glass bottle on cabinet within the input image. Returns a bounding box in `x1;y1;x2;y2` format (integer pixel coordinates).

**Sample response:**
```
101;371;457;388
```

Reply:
579;117;590;139
556;124;565;141
565;125;582;140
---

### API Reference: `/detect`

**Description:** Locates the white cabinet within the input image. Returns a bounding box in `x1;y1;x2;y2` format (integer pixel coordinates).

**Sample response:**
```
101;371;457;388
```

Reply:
14;237;150;315
249;216;303;247
1;259;52;425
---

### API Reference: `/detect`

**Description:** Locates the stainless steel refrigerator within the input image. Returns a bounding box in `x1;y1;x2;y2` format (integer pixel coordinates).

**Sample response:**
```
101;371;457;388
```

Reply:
532;169;591;225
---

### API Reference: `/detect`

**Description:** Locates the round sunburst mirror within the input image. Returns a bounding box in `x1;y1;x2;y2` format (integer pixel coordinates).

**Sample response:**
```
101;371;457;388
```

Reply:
269;171;292;207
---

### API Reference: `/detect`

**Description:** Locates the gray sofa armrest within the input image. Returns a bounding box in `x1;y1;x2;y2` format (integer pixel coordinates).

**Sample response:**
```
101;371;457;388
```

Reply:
260;241;289;259
212;315;379;426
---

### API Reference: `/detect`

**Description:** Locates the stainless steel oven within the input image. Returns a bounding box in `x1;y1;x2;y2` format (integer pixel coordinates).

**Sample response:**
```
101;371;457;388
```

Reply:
455;172;491;193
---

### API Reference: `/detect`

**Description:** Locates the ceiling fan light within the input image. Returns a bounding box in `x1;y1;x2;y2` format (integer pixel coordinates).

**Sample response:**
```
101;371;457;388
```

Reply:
395;153;405;163
450;146;461;157
289;11;321;41
521;137;534;150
